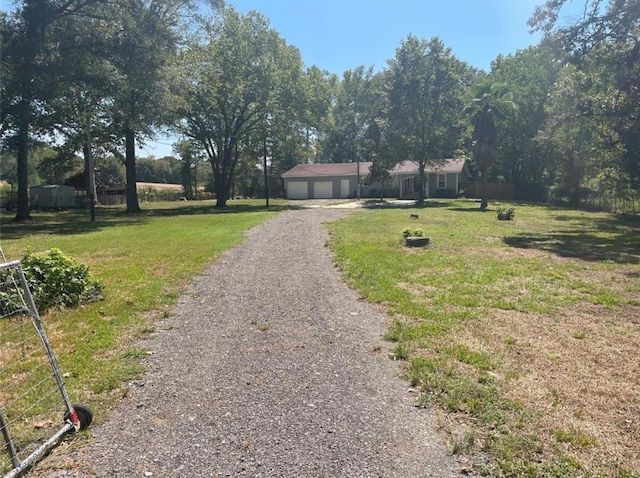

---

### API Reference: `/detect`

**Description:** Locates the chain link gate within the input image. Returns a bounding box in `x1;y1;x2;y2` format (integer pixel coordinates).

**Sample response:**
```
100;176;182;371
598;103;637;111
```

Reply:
0;258;92;477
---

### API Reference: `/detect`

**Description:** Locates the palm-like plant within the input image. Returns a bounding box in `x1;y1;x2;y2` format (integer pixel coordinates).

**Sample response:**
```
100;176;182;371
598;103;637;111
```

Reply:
464;80;515;210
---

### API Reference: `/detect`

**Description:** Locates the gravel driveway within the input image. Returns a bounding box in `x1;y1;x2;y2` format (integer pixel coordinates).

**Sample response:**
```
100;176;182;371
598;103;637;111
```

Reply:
45;208;464;477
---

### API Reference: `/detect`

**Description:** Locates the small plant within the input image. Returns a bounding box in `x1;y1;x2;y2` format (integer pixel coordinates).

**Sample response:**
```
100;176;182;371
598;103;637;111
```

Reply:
401;227;426;238
449;427;477;455
391;342;410;360
496;207;516;221
21;248;103;312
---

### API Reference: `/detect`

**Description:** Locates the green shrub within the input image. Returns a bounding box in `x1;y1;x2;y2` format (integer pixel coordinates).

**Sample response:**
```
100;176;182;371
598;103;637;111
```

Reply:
496;207;516;221
401;227;426;238
21;248;103;312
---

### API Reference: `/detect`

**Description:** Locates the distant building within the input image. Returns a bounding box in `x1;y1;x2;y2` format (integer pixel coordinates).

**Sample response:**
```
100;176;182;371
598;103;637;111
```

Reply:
281;159;468;200
29;185;76;209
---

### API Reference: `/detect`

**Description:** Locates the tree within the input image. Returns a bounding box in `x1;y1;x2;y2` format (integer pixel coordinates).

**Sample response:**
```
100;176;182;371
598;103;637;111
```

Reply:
321;66;379;165
530;0;640;188
100;0;199;213
300;66;337;163
0;0;108;221
489;46;562;187
364;159;392;200
177;7;304;208
174;139;207;199
386;35;473;205
464;79;515;210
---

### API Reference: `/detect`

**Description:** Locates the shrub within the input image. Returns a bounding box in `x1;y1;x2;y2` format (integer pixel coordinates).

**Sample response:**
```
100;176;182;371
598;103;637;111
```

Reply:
21;248;103;312
401;227;426;238
496;207;515;221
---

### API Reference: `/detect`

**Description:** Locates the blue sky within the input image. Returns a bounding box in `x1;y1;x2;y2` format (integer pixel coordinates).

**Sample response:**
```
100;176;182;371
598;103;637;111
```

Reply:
229;0;548;73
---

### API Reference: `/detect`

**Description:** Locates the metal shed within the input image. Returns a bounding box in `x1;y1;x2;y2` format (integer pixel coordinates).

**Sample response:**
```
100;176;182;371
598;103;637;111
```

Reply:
29;185;76;209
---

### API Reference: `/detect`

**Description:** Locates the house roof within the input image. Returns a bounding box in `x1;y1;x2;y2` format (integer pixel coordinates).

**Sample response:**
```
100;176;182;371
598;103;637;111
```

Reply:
281;162;373;178
391;159;467;174
282;158;466;178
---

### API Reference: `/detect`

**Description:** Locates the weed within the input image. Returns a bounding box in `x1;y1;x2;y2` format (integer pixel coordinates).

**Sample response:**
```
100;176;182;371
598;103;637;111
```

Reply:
553;428;598;448
391;343;410;360
449;427;476;455
122;348;148;359
550;388;562;407
496;207;516;221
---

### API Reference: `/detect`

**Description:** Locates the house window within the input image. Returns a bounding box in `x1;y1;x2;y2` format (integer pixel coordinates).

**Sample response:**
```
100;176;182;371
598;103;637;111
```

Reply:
437;173;446;189
406;177;414;193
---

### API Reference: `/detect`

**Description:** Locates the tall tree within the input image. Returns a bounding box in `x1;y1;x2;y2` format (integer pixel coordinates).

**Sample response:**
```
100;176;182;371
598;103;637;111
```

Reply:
489;46;562;186
322;66;379;165
530;0;640;188
464;79;515;210
301;66;337;163
177;7;304;208
1;0;107;221
386;35;472;205
174;140;206;199
101;0;199;213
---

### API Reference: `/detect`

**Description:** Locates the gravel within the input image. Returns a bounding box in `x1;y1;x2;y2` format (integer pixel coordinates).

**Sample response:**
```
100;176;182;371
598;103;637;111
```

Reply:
46;208;465;477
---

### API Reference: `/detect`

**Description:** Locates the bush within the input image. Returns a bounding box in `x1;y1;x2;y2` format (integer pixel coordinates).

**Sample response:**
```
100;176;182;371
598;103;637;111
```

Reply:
401;227;426;238
21;248;103;312
496;207;515;221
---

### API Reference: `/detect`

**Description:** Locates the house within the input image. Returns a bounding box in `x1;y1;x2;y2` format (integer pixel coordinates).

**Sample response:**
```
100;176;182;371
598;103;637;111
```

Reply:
281;162;373;199
392;159;469;200
281;159;468;200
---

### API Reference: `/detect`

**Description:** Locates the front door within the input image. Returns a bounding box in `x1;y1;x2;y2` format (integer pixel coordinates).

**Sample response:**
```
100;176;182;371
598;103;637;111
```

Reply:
340;179;350;198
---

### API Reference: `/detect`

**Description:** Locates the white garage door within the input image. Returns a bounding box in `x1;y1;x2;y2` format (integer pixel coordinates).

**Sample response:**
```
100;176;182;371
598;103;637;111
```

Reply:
313;181;333;199
287;181;308;199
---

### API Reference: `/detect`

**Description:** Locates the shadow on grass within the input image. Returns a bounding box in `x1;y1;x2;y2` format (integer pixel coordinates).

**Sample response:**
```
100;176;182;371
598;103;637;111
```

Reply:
0;213;151;240
138;202;291;217
362;199;452;209
503;222;640;264
448;207;492;213
0;202;289;240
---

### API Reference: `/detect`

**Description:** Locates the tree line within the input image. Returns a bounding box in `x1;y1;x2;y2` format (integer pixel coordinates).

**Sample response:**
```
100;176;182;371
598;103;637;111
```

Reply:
1;0;638;219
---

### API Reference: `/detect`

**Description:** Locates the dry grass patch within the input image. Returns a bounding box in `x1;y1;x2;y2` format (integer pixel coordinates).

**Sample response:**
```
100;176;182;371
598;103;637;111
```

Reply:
454;299;640;473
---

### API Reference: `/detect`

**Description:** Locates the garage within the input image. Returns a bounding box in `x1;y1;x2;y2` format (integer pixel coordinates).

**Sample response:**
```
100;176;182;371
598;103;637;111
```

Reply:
286;181;308;199
313;181;333;199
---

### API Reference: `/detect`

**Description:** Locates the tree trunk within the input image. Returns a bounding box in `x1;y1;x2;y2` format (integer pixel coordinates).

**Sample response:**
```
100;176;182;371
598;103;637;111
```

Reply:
215;179;227;208
125;128;141;214
14;97;32;221
214;148;230;208
263;136;269;208
416;161;426;205
480;164;488;210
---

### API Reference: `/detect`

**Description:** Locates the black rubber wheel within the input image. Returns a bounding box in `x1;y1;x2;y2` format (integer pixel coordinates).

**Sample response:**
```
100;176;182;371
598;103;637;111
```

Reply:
65;404;93;431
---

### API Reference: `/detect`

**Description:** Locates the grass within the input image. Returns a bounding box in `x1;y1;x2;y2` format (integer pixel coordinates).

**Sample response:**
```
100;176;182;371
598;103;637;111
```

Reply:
1;198;638;476
327;199;640;477
0;200;282;433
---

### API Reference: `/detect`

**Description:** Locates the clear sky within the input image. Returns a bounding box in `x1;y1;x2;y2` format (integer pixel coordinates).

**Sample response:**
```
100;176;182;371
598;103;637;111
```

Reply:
229;0;547;73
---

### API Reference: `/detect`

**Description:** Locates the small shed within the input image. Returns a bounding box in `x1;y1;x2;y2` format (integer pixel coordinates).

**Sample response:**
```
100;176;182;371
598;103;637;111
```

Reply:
29;185;76;209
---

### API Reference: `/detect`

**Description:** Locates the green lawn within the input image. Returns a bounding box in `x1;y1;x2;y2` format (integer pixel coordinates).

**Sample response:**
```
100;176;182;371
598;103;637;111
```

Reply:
327;200;640;478
1;198;638;477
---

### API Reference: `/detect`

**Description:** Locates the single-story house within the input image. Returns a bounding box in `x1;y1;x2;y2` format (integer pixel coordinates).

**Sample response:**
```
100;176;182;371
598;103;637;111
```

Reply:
281;159;468;200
